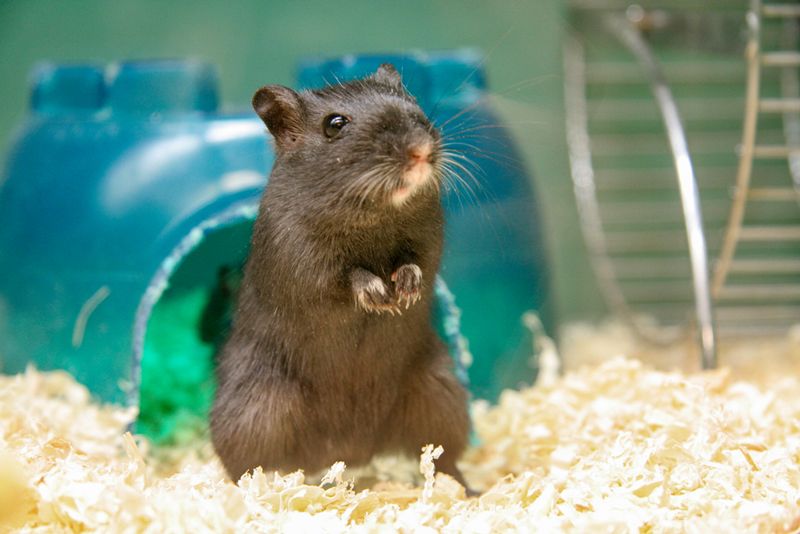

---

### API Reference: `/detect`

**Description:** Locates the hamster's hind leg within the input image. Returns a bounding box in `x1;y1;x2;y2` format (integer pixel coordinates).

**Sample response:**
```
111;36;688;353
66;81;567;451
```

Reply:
210;377;310;481
382;352;472;492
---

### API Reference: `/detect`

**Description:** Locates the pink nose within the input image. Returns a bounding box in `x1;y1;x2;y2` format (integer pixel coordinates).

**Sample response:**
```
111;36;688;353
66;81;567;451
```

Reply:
408;144;432;164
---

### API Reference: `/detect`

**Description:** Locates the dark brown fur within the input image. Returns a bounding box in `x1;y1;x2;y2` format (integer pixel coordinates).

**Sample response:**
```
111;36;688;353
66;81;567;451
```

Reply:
210;65;471;489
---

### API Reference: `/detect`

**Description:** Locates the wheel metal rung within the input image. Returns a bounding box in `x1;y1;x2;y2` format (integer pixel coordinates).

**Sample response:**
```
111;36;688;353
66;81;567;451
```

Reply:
588;96;744;122
738;226;800;241
747;187;800;200
605;230;689;251
759;98;800;113
752;144;800;158
600;200;730;222
585;61;744;84
590;131;740;157
729;258;800;274
717;323;797;337
716;304;800;321
623;285;694;302
612;257;691;278
761;51;800;67
604;241;690;254
762;4;800;18
717;284;800;301
597;175;733;191
600;204;686;224
630;311;689;324
615;271;692;281
630;300;691;312
594;167;743;191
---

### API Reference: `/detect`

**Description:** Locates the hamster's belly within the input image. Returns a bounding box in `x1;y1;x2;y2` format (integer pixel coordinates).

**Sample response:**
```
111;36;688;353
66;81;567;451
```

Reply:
295;302;432;446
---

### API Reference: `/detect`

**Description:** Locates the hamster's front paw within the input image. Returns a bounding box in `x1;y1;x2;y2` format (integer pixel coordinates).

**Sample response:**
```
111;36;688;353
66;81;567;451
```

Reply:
392;264;422;309
351;268;400;315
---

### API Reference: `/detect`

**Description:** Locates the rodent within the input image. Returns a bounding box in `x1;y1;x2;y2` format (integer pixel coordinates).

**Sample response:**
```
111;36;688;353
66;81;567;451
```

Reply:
209;64;472;492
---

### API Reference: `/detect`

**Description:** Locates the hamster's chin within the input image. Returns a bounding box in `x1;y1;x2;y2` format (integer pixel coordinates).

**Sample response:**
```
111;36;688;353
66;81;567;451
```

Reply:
391;163;433;207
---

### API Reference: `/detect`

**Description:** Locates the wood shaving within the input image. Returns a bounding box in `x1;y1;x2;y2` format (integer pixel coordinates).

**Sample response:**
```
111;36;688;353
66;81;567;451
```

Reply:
2;335;800;532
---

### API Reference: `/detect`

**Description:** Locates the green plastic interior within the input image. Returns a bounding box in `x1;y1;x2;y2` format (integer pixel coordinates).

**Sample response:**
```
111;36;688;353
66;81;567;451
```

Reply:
138;222;250;444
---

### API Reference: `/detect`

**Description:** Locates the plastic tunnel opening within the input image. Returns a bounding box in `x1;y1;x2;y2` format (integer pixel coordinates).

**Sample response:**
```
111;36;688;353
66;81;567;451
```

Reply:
135;212;471;446
137;220;253;445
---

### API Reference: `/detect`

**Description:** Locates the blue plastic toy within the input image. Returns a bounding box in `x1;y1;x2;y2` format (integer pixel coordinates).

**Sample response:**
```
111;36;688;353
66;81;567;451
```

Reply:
0;51;549;442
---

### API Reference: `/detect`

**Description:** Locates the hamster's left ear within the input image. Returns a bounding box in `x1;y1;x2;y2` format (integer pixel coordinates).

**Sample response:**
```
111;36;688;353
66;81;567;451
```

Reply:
372;63;404;91
252;85;306;148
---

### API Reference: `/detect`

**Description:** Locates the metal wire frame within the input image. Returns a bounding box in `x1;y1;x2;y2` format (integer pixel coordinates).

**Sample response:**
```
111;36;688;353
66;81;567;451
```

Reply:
564;15;718;369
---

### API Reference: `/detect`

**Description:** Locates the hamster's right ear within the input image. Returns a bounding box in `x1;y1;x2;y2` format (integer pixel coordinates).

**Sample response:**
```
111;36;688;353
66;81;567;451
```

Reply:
372;64;404;91
252;85;305;147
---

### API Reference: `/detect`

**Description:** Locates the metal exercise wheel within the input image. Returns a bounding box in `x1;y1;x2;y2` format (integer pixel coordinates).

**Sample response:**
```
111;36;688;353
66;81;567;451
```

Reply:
713;0;800;333
566;1;800;369
565;12;716;369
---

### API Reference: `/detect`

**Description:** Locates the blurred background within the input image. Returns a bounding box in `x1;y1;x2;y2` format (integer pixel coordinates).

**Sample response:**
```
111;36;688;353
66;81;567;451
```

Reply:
4;0;800;440
0;0;597;327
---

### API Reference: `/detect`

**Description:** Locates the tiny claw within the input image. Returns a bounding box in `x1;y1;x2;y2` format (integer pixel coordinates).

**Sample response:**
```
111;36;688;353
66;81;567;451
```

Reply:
391;264;422;311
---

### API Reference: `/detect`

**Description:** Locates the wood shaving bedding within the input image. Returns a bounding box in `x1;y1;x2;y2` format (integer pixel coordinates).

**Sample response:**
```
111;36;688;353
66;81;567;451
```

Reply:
2;339;800;532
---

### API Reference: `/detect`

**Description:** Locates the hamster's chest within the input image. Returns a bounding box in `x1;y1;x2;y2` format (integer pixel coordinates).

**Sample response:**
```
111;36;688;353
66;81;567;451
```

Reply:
320;223;412;270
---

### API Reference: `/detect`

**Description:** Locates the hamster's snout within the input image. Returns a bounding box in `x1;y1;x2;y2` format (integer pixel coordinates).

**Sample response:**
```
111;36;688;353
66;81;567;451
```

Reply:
392;140;436;207
408;144;432;165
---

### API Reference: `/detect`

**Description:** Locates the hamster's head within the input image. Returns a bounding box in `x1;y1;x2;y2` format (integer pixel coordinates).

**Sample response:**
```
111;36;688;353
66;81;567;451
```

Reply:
252;64;441;210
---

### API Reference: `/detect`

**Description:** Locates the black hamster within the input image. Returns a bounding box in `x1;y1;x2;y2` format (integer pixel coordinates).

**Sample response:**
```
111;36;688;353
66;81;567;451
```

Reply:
210;64;471;492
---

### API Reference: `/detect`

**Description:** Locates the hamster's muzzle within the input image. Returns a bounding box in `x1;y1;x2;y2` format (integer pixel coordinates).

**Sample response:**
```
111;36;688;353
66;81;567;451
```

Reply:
392;141;435;206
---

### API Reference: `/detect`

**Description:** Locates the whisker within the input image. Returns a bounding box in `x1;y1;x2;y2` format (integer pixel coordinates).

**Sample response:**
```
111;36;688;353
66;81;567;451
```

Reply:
440;149;485;173
443;167;481;211
441;158;482;189
358;164;398;206
439;154;487;202
337;164;395;209
436;102;484;131
438;167;468;212
445;121;548;136
443;143;523;173
439;160;481;205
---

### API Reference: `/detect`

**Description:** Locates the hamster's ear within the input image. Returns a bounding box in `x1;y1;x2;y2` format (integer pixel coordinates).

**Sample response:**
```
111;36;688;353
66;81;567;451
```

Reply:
372;63;404;91
252;85;305;146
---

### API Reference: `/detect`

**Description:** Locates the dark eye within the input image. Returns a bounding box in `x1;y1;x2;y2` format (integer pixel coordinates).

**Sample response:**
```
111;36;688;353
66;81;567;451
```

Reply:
323;114;349;139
